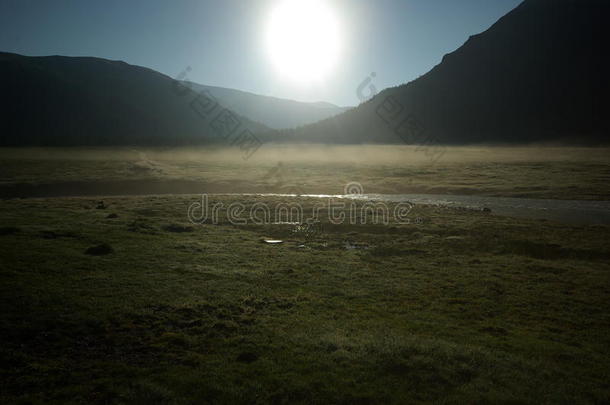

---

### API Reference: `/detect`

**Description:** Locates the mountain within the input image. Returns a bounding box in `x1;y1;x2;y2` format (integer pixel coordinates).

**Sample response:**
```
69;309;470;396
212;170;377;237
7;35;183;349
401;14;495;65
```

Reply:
184;82;351;129
0;52;268;146
287;0;610;145
2;0;606;147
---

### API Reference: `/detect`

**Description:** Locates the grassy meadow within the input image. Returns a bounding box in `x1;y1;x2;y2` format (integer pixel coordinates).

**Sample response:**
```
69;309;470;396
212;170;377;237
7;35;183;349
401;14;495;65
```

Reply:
1;146;609;403
1;145;609;199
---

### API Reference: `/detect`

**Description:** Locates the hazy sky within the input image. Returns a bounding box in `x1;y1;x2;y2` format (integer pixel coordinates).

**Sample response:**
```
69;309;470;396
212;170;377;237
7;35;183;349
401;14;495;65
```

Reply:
0;0;522;106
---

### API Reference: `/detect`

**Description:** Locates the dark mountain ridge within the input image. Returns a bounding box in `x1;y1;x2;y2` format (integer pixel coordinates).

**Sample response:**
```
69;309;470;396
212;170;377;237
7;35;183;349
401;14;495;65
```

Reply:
0;52;268;146
1;0;607;147
285;0;609;145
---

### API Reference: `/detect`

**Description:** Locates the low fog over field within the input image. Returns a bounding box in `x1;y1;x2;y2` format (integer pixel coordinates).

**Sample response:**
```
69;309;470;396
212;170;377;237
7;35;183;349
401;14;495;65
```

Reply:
1;145;609;200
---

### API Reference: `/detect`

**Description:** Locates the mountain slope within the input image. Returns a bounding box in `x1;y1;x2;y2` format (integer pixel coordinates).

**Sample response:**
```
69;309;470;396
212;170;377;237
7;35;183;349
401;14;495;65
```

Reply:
288;0;610;144
185;82;351;129
0;52;268;146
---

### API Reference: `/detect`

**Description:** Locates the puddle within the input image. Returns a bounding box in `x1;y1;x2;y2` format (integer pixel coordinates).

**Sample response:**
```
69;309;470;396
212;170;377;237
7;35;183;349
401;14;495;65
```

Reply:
263;239;283;244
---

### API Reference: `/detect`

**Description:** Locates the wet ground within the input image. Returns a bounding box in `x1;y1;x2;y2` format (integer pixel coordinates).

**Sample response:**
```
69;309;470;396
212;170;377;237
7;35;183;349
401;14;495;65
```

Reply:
265;193;610;225
2;180;609;225
346;193;610;225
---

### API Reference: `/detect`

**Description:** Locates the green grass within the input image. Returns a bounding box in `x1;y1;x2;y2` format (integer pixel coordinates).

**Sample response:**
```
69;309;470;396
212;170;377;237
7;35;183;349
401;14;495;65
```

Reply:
1;195;609;403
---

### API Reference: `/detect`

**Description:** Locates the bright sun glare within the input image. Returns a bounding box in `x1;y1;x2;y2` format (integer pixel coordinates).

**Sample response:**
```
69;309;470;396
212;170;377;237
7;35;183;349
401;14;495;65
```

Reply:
266;0;342;83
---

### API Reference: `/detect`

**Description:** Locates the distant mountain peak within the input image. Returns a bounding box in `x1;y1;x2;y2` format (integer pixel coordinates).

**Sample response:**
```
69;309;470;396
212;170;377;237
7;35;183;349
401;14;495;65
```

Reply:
184;82;351;130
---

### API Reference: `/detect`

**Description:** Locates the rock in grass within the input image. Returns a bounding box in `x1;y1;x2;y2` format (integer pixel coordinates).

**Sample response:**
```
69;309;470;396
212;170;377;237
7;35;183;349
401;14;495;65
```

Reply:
106;213;119;219
0;226;20;235
162;224;194;233
40;230;59;239
236;352;258;363
85;243;114;256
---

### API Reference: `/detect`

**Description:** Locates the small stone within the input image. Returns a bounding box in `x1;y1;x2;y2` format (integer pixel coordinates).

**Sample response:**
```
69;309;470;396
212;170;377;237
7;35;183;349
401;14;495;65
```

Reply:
85;243;113;256
163;224;194;233
236;352;258;363
0;226;20;235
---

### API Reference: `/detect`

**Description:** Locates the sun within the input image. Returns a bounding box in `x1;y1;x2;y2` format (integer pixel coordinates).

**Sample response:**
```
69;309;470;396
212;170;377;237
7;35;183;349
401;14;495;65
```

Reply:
266;0;342;83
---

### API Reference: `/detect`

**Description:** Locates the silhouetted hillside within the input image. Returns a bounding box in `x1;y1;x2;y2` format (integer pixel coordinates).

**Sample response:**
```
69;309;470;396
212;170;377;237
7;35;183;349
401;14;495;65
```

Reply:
0;52;268;146
185;82;351;129
288;0;609;144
